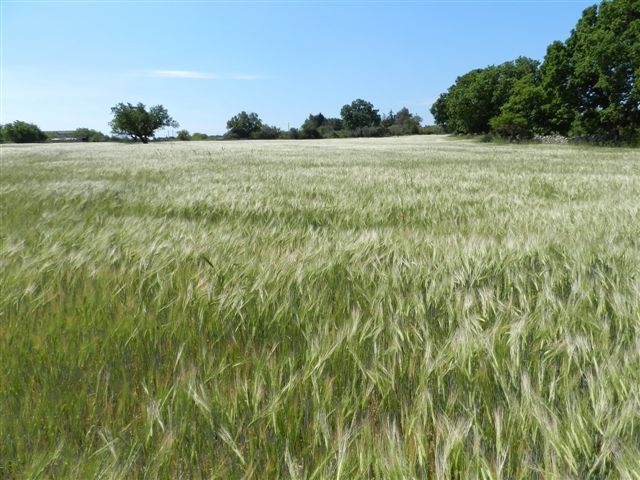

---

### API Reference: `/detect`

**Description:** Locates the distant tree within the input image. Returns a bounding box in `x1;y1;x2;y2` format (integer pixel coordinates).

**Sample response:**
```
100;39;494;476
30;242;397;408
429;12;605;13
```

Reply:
177;129;190;141
255;125;283;140
324;118;343;131
422;125;447;135
388;107;423;135
109;102;179;143
381;110;396;129
301;113;327;139
2;120;47;143
72;128;109;142
318;117;344;138
226;111;263;139
340;99;381;134
191;132;209;141
287;128;301;139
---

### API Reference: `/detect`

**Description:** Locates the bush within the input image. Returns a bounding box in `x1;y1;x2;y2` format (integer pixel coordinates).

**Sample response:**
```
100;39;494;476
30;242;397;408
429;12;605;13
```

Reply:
350;126;385;138
317;126;340;138
190;132;209;141
489;112;533;140
422;125;447;135
177;130;190;141
226;112;263;139
253;125;282;140
287;128;301;140
3;121;47;143
72;128;109;142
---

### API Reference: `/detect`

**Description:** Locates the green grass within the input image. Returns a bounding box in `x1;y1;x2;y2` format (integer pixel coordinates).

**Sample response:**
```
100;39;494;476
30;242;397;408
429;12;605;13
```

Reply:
1;136;639;478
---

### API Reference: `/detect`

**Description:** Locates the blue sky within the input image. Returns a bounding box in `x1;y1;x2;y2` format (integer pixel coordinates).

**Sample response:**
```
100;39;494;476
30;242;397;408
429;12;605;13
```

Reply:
2;0;596;136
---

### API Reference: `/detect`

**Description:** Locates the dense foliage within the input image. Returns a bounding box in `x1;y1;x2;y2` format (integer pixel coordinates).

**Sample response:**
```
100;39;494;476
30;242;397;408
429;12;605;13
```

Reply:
72;128;110;142
340;98;382;134
383;108;423;136
1;120;47;143
432;0;639;144
433;57;540;136
177;129;191;141
109;102;179;143
224;103;423;140
300;113;344;139
225;111;263;139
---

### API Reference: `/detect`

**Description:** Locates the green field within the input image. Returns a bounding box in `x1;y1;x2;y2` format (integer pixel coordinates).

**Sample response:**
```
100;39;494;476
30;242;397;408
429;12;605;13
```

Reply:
1;136;639;479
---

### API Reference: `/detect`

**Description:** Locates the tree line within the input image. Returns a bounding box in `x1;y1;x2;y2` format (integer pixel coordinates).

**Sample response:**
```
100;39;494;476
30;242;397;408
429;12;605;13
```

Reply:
0;99;432;144
3;0;634;145
220;99;425;141
431;0;639;144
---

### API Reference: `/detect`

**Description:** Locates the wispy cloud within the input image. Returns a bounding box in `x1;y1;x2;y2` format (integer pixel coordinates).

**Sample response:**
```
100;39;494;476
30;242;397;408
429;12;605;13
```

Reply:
150;70;267;80
152;70;219;79
228;74;266;81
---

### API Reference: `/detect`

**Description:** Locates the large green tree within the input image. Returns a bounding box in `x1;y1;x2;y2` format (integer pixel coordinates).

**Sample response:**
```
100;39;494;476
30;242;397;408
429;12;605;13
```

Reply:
553;0;640;142
1;120;47;143
72;128;109;142
301;113;327;139
226;111;263;139
429;94;450;131
340;99;381;134
433;0;639;143
389;107;423;135
536;41;580;135
489;73;547;139
109;103;179;143
432;57;540;134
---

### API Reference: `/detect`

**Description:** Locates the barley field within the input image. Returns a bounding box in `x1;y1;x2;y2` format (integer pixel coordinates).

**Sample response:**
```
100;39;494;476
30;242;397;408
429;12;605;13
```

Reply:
1;136;639;479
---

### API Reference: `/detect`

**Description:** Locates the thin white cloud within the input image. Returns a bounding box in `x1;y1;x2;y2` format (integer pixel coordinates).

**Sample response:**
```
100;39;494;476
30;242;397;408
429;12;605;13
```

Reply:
228;74;265;81
150;70;267;80
152;70;219;79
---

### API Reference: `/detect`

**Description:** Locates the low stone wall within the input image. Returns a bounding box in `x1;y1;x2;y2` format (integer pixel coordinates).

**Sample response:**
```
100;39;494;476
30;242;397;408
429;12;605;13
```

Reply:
533;134;569;144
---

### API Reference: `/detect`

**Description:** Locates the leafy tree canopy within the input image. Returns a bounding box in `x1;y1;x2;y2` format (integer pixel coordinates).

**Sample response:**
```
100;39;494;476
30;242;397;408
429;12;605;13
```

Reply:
1;120;47;143
177;129;190;141
559;0;639;141
301;113;327;139
432;0;639;144
109;102;179;143
191;132;209;141
489;74;547;139
340;99;381;132
388;107;423;135
254;124;282;140
433;57;539;134
226;111;263;139
72;128;109;142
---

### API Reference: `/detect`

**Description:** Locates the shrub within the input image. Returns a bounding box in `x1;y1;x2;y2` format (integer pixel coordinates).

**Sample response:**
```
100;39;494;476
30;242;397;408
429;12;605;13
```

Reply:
422;125;447;135
253;125;282;140
72;128;109;142
177;130;191;141
3;121;47;143
190;132;209;141
489;112;533;140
